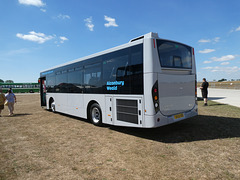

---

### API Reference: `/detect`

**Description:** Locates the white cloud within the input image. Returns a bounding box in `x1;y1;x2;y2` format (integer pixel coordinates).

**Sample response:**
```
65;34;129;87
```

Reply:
59;36;68;43
84;17;94;31
16;31;54;44
220;62;230;65
104;15;118;27
57;14;70;20
203;61;212;64
18;0;45;7
198;37;220;43
236;26;240;31
211;55;235;62
199;49;215;54
229;26;240;33
6;48;31;56
203;66;240;73
203;67;213;70
213;37;220;43
229;29;234;33
40;8;46;12
198;39;211;43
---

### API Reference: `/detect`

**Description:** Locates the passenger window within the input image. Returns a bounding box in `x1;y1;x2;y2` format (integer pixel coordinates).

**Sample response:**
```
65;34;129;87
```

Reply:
84;63;102;93
68;68;83;93
56;70;68;93
103;48;130;93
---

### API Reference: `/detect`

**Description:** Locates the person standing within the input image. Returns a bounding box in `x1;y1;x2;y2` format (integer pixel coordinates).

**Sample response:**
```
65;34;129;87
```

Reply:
0;88;6;117
5;89;16;116
200;78;209;106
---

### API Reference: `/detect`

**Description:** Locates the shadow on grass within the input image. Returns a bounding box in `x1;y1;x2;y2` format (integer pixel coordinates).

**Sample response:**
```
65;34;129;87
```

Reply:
198;97;226;101
208;103;226;106
14;113;32;116
110;115;240;143
4;113;32;117
209;97;226;101
44;109;240;143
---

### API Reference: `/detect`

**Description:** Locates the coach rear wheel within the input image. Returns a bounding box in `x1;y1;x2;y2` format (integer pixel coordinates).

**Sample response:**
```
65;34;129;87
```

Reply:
90;103;102;126
50;99;56;112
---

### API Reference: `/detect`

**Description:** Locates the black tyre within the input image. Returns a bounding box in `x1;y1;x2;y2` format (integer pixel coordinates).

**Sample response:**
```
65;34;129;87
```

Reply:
50;99;56;112
89;103;102;126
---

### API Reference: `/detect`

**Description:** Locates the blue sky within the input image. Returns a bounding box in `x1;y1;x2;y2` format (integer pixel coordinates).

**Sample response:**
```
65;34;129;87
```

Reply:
0;0;240;82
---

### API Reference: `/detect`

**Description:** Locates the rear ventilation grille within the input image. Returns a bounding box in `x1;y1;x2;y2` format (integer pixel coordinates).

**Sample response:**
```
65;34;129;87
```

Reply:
116;99;138;124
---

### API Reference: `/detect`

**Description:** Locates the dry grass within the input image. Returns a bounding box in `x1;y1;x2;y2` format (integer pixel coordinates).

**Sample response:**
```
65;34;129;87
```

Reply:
0;94;240;180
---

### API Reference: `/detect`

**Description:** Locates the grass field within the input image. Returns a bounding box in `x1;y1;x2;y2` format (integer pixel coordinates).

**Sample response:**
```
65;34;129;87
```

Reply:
0;94;240;180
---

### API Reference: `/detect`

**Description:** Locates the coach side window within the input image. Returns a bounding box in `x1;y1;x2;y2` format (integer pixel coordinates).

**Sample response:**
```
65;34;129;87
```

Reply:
46;75;55;93
56;70;68;93
68;67;83;93
84;62;102;93
103;48;130;94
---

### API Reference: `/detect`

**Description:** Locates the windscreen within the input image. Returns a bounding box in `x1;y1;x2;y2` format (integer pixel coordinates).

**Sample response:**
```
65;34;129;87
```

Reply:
157;40;192;69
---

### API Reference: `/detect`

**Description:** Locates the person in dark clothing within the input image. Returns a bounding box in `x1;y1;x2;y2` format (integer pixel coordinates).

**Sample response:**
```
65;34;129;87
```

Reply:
200;78;209;106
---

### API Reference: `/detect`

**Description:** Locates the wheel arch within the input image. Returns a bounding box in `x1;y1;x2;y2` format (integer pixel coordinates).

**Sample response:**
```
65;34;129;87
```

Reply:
87;100;100;120
49;97;54;109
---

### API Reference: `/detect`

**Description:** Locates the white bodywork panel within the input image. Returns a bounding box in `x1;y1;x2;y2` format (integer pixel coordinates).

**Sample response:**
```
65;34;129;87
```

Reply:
158;74;196;116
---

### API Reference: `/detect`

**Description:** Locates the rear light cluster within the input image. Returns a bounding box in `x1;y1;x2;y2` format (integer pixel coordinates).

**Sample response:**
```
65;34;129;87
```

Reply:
195;75;198;104
152;80;160;113
195;80;197;97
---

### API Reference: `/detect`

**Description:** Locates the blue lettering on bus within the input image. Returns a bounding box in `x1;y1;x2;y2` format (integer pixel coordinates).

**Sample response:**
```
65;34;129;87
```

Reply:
106;81;124;91
106;86;118;91
106;81;124;86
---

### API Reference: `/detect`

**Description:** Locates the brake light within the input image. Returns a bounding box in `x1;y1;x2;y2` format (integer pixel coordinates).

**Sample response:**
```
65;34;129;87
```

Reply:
193;48;195;55
195;75;198;104
195;75;197;97
152;80;160;113
153;39;156;48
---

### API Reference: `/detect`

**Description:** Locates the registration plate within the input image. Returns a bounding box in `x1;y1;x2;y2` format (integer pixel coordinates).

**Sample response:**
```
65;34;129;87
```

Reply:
174;113;184;120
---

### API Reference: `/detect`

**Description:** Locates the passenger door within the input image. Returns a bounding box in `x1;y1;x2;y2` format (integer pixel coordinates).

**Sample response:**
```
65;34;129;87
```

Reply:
39;77;46;106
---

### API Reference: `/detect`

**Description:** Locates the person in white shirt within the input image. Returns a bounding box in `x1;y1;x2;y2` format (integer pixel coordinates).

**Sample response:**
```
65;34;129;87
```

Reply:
5;89;16;116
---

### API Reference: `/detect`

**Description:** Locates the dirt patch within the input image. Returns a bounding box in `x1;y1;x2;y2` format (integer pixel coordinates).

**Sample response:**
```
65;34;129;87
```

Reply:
0;94;240;179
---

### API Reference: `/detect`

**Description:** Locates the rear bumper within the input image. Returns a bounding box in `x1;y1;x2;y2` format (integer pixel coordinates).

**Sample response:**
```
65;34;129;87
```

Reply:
144;104;198;128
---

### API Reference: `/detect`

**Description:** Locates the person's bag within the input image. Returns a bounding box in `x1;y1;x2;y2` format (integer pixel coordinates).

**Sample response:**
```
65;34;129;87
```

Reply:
4;101;8;106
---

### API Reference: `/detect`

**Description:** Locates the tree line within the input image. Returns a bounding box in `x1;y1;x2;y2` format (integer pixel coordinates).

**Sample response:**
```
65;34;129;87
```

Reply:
0;79;14;83
215;78;240;82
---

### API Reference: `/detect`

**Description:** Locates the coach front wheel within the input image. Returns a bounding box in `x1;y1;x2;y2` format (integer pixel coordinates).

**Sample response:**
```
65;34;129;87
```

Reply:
90;103;102;126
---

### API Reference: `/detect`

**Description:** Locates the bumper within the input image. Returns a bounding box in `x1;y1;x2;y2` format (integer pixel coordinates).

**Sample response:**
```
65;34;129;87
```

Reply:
144;104;198;128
